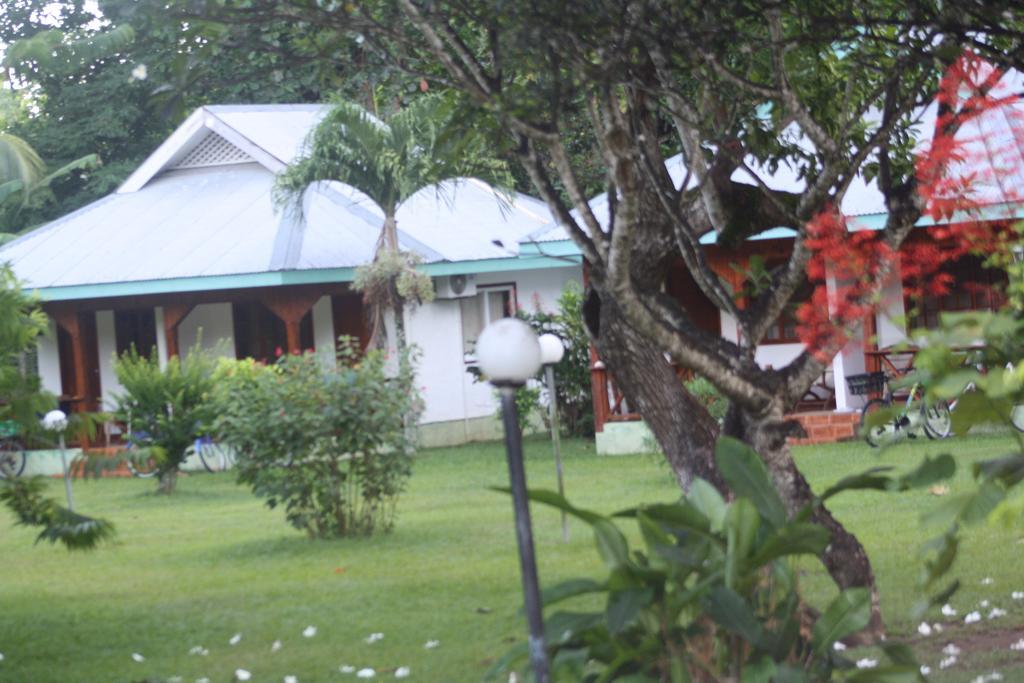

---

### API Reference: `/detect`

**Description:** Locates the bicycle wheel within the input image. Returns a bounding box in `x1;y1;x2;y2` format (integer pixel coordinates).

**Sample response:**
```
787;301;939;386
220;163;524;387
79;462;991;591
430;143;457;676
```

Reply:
922;400;952;439
123;443;159;478
197;438;233;473
861;398;897;448
0;437;27;478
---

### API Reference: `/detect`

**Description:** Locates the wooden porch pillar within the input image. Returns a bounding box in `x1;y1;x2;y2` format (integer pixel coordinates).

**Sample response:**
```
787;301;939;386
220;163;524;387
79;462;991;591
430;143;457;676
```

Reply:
51;310;89;414
162;304;194;361
262;291;321;354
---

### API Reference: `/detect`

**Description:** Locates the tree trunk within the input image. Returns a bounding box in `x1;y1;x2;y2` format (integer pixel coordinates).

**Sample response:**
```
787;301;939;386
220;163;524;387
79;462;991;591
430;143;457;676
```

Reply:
157;468;177;495
723;404;884;639
586;285;724;491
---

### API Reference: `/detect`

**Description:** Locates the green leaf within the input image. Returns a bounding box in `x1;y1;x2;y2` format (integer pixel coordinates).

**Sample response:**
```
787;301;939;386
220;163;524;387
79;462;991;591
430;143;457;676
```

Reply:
715;437;787;529
705;586;764;647
772;665;811;683
724;498;760;588
491;486;605;524
811;588;871;655
748;522;831;567
688;478;727;532
593;519;630;569
820;467;894;501
606;587;654;634
741;656;777;683
539;578;606;609
949;390;997;435
616;501;711;534
898;454;956;490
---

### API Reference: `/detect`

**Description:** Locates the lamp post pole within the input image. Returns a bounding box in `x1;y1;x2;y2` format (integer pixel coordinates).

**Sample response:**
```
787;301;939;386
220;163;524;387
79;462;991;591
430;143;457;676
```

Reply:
476;318;551;683
538;334;568;543
42;410;73;511
496;383;550;683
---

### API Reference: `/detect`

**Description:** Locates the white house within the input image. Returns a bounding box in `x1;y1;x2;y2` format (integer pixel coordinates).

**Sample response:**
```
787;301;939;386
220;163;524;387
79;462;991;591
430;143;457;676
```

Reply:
0;104;583;451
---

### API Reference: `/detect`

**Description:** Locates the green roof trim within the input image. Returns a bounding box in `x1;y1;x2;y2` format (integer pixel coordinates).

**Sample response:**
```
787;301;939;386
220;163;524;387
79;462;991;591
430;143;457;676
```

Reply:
32;253;582;302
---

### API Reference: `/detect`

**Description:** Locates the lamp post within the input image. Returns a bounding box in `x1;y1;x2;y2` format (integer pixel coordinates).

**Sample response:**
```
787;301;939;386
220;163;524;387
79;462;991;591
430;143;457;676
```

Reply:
41;409;73;511
538;333;569;543
476;318;550;683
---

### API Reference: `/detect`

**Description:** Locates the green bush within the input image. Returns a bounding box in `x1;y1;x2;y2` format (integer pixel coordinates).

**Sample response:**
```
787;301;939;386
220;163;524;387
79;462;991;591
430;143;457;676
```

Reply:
491;438;921;682
112;346;217;495
518;282;594;437
212;341;423;538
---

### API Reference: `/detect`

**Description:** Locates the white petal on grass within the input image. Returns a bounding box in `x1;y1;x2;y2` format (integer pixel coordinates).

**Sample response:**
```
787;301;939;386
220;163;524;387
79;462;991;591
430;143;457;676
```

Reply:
1012;591;1024;600
131;653;145;663
189;646;209;656
939;655;957;669
832;642;847;652
284;676;298;683
271;640;282;652
964;611;982;624
941;603;957;617
168;677;183;683
933;623;943;633
982;576;994;585
303;625;317;638
424;640;440;649
395;667;410;678
920;665;931;676
196;679;210;683
980;599;990;608
0;653;4;661
942;644;961;656
130;64;148;81
855;659;877;669
918;622;933;636
357;669;376;679
1010;638;1024;651
988;607;1007;619
230;633;242;646
365;632;384;644
235;669;252;681
340;665;356;674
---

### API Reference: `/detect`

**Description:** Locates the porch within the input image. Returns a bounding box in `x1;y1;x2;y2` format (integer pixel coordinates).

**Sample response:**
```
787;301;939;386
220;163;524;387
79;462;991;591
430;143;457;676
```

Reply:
37;283;367;439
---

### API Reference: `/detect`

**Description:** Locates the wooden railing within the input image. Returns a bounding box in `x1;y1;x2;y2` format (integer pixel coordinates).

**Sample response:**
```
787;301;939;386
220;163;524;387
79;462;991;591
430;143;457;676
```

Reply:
590;358;695;433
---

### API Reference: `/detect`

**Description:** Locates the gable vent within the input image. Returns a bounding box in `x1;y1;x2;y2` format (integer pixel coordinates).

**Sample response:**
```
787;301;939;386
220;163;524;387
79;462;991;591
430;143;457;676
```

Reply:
172;131;253;169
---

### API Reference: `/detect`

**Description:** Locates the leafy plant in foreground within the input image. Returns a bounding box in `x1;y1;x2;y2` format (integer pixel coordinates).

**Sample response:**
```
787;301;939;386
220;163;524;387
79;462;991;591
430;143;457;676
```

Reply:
490;438;924;682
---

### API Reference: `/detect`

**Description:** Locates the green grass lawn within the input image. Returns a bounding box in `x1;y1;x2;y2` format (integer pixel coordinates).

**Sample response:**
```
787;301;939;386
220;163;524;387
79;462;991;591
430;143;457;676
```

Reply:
2;433;1023;682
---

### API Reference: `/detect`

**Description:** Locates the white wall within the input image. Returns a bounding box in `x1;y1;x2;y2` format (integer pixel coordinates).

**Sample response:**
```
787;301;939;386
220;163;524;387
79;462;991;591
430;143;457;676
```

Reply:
408;265;582;427
95;310;124;410
37;317;62;396
876;274;908;348
177;303;236;359
311;295;335;368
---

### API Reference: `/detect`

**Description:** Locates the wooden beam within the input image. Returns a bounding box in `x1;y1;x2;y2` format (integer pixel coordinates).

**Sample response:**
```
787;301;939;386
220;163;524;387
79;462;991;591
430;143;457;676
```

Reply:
50;310;89;415
262;291;320;354
162;303;194;360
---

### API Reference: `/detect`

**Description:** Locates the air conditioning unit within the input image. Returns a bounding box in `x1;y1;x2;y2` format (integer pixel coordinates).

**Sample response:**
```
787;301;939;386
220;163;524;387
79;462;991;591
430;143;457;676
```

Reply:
434;273;477;299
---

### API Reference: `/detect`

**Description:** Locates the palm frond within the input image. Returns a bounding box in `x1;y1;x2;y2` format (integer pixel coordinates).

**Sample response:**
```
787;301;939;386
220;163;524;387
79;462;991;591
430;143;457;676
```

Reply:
0;476;116;551
0;134;45;188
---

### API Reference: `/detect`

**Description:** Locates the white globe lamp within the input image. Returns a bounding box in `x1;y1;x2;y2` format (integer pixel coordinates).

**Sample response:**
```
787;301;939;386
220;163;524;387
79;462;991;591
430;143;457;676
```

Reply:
476;318;542;385
41;409;68;432
538;334;565;366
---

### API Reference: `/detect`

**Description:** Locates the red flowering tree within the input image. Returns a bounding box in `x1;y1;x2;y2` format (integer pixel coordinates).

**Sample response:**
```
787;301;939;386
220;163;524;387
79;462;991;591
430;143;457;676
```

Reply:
193;0;1024;636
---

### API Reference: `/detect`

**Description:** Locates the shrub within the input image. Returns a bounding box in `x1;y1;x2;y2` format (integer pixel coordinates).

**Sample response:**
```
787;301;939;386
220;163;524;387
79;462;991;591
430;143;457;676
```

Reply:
490;438;921;681
518;282;594;437
112;346;217;495
213;340;423;538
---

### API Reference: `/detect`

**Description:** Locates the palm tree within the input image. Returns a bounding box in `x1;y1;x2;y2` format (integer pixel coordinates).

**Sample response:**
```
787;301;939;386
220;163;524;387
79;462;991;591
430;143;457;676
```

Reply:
0;132;99;242
274;94;511;350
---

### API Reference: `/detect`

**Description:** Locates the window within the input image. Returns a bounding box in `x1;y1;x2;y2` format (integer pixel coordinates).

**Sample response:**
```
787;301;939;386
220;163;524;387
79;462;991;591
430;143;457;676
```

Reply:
114;309;158;357
232;301;313;363
461;284;516;357
755;261;811;345
907;256;1007;330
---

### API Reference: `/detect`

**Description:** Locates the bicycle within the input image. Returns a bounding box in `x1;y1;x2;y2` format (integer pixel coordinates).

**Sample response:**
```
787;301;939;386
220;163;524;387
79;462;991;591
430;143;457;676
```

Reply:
0;420;27;479
847;371;952;447
188;435;236;473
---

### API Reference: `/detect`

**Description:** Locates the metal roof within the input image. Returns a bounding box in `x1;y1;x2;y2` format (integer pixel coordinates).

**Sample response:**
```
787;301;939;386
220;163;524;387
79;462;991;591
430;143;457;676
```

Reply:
0;104;559;297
